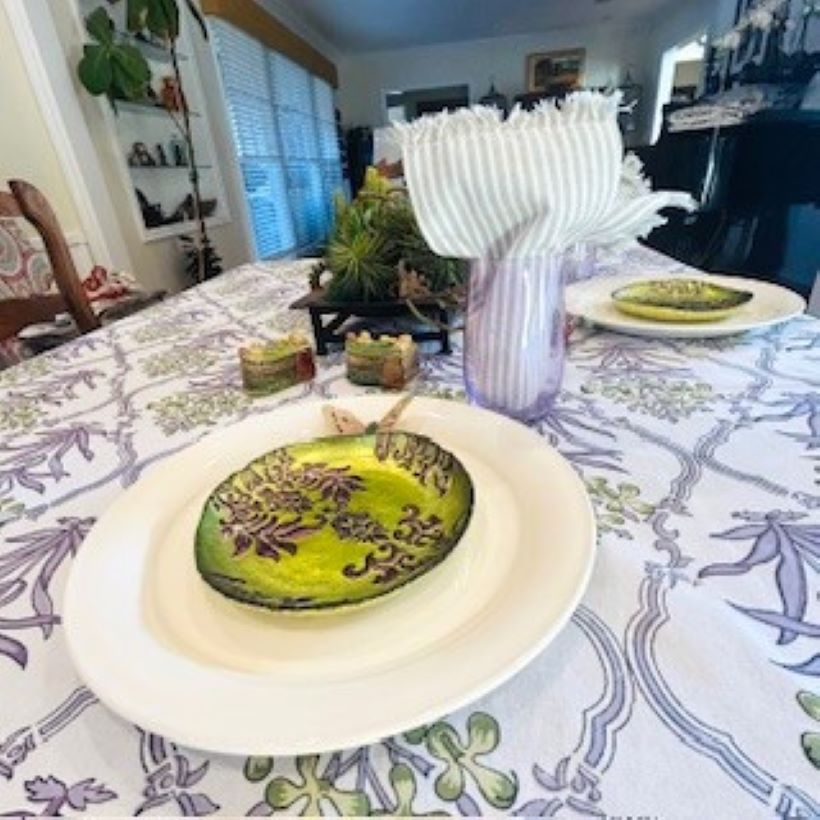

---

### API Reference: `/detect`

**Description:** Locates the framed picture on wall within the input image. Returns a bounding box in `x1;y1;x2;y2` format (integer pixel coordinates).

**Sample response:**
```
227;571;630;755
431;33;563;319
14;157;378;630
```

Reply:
526;48;586;93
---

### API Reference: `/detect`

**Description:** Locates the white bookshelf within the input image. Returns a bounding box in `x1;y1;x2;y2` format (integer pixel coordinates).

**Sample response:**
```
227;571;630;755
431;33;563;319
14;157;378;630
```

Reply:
74;0;230;243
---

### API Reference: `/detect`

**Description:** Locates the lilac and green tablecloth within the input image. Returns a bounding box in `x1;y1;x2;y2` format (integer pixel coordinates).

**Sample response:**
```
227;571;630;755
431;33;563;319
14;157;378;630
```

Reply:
1;246;819;819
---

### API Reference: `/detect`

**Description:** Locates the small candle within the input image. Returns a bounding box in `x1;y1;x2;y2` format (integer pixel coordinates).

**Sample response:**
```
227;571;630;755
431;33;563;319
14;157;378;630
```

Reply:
345;332;419;390
240;334;316;396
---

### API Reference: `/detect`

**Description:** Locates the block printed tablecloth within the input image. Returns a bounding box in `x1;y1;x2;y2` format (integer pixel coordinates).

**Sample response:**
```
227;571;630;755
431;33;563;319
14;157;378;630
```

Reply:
1;247;819;819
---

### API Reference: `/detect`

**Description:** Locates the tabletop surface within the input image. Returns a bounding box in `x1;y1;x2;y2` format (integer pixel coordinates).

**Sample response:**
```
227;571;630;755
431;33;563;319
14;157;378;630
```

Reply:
1;246;818;819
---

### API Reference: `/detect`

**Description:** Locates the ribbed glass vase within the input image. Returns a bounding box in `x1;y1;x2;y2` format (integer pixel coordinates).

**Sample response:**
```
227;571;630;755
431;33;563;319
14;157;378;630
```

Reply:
464;254;567;423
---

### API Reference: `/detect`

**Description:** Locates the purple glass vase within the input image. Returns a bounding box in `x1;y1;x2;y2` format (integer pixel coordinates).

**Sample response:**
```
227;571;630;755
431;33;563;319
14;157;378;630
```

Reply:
464;254;567;423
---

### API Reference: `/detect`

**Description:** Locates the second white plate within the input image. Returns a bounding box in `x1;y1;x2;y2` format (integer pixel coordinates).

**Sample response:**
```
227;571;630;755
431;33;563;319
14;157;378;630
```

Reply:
567;271;806;338
64;396;596;756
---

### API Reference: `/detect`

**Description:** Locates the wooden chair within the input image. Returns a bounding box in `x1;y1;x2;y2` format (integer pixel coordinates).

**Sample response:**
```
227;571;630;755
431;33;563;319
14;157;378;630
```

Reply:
0;180;100;340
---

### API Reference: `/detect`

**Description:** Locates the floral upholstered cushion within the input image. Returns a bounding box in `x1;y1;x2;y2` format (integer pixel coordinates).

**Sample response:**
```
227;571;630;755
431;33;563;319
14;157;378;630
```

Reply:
0;217;53;299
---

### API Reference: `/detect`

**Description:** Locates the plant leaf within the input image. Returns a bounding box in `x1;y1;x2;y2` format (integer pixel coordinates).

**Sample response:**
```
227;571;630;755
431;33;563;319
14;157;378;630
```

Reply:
126;0;150;32
264;778;302;810
85;7;115;45
25;776;67;803
146;0;180;40
111;43;151;83
110;44;151;100
466;712;499;755
798;691;820;722
465;762;518;810
327;789;370;817
0;633;27;669
784;655;820;677
78;44;113;96
244;756;273;783
65;779;116;810
31;577;54;639
801;732;820;768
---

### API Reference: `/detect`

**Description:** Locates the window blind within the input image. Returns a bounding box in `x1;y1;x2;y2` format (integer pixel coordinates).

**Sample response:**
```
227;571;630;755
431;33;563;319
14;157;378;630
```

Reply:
211;20;342;259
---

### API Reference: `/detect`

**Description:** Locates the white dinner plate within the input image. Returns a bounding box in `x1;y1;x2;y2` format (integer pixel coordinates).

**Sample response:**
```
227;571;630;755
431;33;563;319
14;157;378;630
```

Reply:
64;396;595;756
566;271;806;338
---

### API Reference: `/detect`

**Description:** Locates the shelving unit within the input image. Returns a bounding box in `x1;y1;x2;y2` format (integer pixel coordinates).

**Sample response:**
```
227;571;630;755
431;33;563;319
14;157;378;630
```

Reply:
114;99;202;118
74;0;230;243
128;165;214;172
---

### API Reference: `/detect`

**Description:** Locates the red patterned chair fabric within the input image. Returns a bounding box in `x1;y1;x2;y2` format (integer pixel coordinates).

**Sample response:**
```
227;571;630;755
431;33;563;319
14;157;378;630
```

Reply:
0;217;53;299
0;218;153;368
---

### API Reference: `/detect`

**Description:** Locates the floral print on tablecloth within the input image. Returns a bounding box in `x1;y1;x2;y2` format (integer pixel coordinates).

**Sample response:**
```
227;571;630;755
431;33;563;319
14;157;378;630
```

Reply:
1;249;819;819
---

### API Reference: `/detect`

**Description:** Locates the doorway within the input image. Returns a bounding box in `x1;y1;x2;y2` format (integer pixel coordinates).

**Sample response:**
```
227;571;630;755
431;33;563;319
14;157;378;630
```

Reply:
652;33;706;143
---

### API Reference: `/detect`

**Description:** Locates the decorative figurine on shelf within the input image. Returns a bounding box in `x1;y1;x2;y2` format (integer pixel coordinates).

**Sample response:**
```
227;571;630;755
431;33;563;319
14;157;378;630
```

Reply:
169;136;188;167
160;76;184;112
128;141;156;167
478;77;509;116
168;194;193;223
346;332;419;390
239;335;316;396
135;188;166;228
155;144;169;166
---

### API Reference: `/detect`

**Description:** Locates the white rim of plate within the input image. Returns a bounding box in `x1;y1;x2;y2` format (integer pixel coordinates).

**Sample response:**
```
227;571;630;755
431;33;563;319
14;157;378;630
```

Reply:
64;396;596;755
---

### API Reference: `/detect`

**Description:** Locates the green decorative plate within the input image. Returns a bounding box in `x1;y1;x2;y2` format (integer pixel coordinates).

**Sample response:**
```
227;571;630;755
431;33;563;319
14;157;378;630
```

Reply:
612;278;754;323
195;431;474;613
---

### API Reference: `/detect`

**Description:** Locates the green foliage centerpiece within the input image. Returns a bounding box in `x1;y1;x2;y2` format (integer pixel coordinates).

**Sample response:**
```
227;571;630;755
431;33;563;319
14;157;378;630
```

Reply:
314;168;468;304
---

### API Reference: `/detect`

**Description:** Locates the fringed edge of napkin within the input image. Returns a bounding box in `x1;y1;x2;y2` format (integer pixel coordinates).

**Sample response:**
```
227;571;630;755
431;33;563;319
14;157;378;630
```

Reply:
586;154;697;250
392;91;623;145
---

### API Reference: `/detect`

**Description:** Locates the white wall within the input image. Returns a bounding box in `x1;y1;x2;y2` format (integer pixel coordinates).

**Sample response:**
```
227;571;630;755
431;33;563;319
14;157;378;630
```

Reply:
0;4;82;234
337;22;646;129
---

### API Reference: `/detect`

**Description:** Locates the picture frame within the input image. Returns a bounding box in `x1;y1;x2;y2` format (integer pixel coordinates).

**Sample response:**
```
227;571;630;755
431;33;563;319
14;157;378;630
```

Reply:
526;48;586;94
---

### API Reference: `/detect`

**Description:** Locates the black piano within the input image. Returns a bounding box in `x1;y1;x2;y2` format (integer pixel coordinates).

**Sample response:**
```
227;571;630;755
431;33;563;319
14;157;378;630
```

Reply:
640;107;820;299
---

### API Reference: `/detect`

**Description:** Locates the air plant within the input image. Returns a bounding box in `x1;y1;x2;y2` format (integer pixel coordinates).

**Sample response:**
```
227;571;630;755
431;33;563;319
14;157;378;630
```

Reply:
319;168;467;303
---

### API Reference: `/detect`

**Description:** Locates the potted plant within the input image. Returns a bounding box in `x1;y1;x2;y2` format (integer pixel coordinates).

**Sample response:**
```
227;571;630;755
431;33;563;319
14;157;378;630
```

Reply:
293;168;467;354
76;0;222;283
313;168;466;302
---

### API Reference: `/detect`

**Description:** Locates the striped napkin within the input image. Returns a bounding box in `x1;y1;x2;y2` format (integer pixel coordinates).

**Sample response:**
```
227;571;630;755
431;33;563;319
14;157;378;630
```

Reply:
392;92;694;260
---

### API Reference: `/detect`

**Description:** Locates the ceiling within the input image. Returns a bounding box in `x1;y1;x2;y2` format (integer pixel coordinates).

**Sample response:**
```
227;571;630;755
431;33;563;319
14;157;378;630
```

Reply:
284;0;675;54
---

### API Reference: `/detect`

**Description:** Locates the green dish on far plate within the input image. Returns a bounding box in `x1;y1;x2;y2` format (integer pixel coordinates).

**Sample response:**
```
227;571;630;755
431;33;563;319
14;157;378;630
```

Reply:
195;432;474;613
612;278;754;323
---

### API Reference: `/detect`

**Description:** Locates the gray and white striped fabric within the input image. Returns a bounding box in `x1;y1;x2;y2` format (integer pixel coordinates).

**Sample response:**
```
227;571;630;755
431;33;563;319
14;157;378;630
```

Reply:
464;255;566;417
392;93;694;260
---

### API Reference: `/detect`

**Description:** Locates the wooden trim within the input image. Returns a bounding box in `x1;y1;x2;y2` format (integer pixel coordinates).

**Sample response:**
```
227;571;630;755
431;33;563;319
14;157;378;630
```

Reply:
201;0;338;88
0;294;67;338
10;179;101;333
0;293;68;340
0;192;23;218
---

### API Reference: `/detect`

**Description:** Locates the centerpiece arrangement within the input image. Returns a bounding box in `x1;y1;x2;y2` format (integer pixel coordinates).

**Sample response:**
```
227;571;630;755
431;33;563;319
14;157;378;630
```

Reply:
291;169;468;354
392;94;694;422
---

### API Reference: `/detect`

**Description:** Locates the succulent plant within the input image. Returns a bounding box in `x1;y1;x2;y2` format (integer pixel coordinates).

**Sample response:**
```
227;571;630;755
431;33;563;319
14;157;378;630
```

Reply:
320;168;467;303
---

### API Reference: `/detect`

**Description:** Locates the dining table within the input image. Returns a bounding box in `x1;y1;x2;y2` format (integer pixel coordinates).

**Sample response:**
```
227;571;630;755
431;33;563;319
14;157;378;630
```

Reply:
1;244;818;819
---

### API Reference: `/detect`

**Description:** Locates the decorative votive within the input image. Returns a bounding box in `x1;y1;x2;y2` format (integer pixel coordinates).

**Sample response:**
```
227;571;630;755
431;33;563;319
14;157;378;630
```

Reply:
346;332;419;389
240;334;316;396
